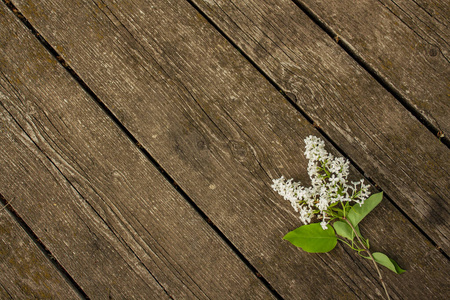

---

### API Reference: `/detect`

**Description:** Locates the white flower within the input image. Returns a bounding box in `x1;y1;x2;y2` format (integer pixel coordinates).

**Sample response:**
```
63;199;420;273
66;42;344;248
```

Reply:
272;136;371;230
299;205;313;224
329;174;340;186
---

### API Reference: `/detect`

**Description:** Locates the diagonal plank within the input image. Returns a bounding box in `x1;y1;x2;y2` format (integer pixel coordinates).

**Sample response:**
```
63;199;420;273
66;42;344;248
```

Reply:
297;0;450;137
9;0;450;298
0;93;169;300
0;202;79;299
0;4;274;299
190;0;450;252
0;93;165;299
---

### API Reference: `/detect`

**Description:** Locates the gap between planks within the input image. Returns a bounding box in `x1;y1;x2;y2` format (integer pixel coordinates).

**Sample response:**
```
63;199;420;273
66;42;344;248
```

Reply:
0;193;89;299
184;0;449;259
4;0;447;261
1;1;283;297
290;0;449;147
2;0;446;298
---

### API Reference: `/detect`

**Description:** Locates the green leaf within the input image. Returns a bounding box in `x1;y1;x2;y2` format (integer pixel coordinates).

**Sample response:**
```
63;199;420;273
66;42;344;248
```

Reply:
333;220;362;241
372;252;406;274
348;192;383;227
283;223;337;253
333;220;353;240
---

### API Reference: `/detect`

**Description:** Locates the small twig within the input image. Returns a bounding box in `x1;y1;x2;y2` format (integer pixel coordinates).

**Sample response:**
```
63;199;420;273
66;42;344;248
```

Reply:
343;217;391;300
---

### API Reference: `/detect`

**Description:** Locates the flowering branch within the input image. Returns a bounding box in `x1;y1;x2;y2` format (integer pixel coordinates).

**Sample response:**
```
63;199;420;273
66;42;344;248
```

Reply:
272;136;404;299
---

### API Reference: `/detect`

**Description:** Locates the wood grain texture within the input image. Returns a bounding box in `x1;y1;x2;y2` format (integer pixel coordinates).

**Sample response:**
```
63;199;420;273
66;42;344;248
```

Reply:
190;0;450;253
0;206;78;299
10;0;450;299
0;4;273;299
298;0;450;136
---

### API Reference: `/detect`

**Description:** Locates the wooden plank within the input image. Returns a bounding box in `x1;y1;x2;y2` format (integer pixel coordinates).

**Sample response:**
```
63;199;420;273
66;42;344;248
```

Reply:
0;4;273;299
189;0;450;252
0;104;168;299
9;0;450;299
0;203;78;299
298;0;449;137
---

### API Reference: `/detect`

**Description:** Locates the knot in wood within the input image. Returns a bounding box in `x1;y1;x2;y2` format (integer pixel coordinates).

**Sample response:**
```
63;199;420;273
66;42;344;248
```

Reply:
285;92;297;102
429;47;439;57
229;140;248;160
196;140;206;150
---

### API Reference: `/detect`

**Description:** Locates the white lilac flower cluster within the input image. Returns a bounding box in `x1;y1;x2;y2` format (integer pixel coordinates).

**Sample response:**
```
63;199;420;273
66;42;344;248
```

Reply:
272;136;371;230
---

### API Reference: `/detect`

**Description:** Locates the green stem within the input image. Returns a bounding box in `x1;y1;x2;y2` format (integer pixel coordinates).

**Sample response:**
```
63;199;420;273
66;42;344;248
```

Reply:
342;218;391;300
337;238;363;252
358;253;371;259
340;201;346;218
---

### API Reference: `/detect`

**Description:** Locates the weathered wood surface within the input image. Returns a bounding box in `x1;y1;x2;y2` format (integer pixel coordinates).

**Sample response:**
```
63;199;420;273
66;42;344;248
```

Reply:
0;204;78;299
0;105;168;299
297;0;450;137
7;0;449;299
191;0;450;253
0;4;274;299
